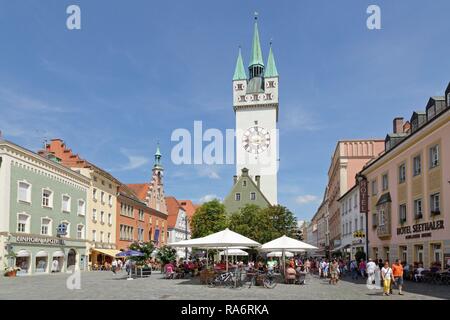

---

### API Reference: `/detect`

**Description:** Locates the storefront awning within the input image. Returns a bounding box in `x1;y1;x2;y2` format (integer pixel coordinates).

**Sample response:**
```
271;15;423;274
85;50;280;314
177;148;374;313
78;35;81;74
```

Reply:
36;251;48;258
92;248;122;257
16;250;30;257
52;250;65;257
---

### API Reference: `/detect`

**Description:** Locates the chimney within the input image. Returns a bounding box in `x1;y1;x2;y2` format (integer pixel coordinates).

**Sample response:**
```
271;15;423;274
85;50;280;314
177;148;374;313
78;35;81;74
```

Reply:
255;175;261;189
233;175;238;185
393;117;404;134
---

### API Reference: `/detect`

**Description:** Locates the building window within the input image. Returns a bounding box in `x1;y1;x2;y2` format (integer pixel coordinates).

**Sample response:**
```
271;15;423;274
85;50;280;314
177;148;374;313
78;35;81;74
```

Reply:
93;176;97;182
108;213;112;225
236;83;244;91
398;164;406;184
41;218;52;236
348;198;352;212
138;209;144;221
77;200;86;216
430;193;440;215
250;192;256;200
138;228;144;241
77;224;84;239
100;211;105;224
382;174;389;191
399;246;407;264
235;193;241;201
93;188;97;200
42;189;53;208
349;221;352;233
431;243;442;265
100;231;104;243
107;232;111;243
378;209;385;226
108;195;113;206
92;230;97;242
92;209;97;222
429;145;440;168
414;199;423;219
101;191;105;204
354;218;358;232
415;245;424;264
399;204;407;223
354;194;358;208
413;155;421;176
18;181;31;203
62;195;71;213
360;216;364;231
242;180;247;187
371;180;377;196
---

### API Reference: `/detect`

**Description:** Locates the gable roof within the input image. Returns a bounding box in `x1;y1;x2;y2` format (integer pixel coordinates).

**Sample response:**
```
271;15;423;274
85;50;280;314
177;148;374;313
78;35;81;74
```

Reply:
165;196;185;229
126;183;149;202
178;199;199;221
223;168;271;214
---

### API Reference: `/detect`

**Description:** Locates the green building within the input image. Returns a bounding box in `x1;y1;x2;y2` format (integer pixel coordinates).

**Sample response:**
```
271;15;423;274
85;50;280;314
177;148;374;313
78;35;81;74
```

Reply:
0;139;90;275
223;168;270;214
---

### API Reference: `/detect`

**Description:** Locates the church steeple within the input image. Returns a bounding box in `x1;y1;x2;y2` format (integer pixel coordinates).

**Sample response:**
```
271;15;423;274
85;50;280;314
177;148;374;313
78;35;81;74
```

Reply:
233;47;247;81
154;143;162;169
264;42;278;78
248;14;264;79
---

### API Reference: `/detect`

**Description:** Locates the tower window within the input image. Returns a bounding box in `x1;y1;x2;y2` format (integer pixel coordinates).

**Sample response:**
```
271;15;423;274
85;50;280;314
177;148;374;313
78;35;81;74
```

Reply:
236;84;244;91
239;95;246;102
235;193;241;201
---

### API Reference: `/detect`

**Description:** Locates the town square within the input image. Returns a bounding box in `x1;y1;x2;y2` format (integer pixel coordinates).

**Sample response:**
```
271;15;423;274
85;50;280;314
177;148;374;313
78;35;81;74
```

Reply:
0;0;449;303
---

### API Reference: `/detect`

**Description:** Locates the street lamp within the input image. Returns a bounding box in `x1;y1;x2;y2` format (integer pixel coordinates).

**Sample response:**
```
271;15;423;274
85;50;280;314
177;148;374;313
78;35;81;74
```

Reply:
356;173;369;259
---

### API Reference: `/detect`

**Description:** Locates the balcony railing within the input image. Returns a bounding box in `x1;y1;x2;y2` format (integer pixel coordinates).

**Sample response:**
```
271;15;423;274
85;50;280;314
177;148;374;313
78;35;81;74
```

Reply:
377;223;391;238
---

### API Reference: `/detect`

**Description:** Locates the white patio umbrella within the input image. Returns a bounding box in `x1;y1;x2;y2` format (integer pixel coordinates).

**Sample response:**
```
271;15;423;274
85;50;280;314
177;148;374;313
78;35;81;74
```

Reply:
219;248;248;264
267;251;294;258
172;228;259;271
261;235;318;274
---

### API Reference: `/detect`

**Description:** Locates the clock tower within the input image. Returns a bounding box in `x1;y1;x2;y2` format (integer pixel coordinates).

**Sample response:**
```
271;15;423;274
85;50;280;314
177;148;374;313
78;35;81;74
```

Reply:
232;15;279;205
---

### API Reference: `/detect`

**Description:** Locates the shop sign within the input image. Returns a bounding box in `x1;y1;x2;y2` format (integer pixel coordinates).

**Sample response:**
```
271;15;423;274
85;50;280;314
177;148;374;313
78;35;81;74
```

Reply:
359;179;368;213
397;220;444;239
16;235;65;245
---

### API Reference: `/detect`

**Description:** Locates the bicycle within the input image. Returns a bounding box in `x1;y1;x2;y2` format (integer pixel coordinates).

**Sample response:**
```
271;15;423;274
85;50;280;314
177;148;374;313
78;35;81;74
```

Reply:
244;270;277;289
208;271;242;288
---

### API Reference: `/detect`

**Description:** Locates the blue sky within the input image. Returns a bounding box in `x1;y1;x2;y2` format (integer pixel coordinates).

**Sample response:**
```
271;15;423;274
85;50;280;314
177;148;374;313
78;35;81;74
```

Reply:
1;0;449;221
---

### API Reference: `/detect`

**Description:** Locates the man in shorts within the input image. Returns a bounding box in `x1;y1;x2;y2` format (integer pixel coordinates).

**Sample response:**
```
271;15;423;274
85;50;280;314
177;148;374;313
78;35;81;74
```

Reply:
392;259;404;295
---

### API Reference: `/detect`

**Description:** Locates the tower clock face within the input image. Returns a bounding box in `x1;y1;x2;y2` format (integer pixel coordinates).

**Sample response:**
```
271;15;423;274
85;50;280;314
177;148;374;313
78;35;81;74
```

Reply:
242;126;270;154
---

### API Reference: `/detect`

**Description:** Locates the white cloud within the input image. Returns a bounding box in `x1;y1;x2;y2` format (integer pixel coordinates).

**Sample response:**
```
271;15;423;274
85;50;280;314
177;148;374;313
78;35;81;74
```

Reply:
295;195;320;205
280;104;322;133
196;165;221;179
199;194;220;203
109;149;150;172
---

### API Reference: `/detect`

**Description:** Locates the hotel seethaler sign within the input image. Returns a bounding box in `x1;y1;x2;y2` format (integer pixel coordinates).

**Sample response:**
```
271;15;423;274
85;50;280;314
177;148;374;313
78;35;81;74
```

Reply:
16;235;65;245
397;220;444;239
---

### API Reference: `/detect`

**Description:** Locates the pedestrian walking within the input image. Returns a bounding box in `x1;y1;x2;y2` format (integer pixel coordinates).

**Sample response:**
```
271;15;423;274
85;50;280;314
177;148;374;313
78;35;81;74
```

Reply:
381;261;393;296
329;259;339;285
350;260;358;280
366;258;377;285
51;258;59;273
111;259;118;274
392;259;404;295
359;259;367;278
117;259;123;271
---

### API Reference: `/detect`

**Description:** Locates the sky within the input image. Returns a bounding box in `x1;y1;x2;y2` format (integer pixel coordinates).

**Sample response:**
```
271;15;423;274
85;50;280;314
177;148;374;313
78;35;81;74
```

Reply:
0;0;449;221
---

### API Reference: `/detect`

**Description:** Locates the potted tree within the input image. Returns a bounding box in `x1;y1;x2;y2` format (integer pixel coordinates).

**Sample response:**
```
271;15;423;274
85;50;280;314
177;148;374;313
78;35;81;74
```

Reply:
3;252;19;277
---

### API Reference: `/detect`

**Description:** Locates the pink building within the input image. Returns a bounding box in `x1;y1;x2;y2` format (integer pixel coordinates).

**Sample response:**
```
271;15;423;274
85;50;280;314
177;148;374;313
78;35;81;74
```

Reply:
327;140;385;252
361;83;450;269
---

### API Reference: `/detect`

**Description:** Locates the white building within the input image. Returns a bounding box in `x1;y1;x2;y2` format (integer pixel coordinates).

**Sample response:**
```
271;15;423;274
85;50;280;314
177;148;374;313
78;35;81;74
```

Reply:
165;197;191;259
338;185;366;259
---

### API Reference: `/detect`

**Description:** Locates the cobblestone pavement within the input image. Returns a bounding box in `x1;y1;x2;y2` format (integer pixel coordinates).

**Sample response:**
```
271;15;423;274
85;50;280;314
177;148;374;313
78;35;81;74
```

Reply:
0;271;448;300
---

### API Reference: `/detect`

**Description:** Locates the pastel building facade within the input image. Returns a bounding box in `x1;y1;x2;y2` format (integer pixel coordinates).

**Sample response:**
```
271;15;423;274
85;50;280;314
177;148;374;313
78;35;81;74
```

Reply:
327;140;385;252
362;84;450;268
0;140;90;275
40;139;121;267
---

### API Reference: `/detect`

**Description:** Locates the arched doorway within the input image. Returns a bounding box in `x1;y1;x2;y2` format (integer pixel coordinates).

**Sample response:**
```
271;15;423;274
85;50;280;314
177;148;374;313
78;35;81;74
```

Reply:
67;249;77;270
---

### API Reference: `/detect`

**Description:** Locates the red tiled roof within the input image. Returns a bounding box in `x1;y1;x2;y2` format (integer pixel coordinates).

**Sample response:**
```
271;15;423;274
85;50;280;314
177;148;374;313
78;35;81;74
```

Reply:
165;196;184;228
178;199;199;220
126;183;149;202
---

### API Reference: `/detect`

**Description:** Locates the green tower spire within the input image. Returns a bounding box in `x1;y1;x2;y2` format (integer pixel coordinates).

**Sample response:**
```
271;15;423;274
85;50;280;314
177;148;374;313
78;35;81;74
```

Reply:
264;43;278;77
233;47;247;81
154;142;162;169
248;14;264;79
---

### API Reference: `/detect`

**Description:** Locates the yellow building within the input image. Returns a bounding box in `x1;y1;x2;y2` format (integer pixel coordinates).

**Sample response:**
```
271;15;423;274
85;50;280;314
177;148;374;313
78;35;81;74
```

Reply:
43;139;121;267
